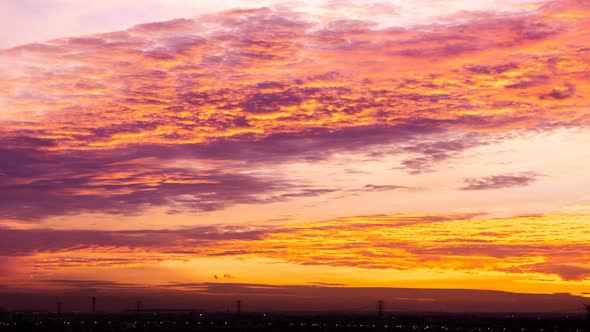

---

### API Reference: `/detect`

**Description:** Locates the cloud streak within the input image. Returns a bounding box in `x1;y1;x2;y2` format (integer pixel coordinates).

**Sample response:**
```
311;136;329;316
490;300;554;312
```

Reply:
460;172;542;191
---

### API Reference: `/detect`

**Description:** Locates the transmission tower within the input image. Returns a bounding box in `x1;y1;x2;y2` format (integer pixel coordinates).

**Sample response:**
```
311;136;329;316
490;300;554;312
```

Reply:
377;300;384;318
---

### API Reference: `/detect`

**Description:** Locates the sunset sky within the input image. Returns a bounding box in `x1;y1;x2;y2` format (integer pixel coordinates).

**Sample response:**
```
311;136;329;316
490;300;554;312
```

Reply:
1;0;590;313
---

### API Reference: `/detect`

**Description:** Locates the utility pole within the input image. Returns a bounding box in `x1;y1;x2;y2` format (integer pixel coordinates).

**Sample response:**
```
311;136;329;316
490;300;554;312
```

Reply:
92;296;96;313
236;300;242;316
377;300;384;318
136;300;142;313
57;302;62;316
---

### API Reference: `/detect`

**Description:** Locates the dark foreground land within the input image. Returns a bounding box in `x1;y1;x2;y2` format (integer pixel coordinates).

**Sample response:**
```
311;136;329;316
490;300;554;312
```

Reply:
0;311;588;332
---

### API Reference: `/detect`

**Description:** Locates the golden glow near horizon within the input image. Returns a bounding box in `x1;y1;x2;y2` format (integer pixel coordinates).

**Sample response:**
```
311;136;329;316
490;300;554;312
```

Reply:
1;0;590;311
4;213;590;303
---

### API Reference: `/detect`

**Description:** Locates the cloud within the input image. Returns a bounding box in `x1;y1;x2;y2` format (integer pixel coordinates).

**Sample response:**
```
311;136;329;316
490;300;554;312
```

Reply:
539;83;576;100
398;133;488;174
0;123;456;220
0;224;275;256
272;188;338;200
2;213;590;282
0;1;589;221
40;279;144;290
501;262;590;281
0;157;288;220
359;184;409;192
460;172;542;191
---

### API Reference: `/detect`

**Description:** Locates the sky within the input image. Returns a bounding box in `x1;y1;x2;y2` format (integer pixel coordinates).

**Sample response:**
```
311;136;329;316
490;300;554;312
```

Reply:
0;0;590;313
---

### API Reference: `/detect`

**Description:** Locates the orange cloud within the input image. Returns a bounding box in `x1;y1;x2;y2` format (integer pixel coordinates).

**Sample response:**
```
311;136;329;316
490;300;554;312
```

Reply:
3;213;590;284
0;1;589;220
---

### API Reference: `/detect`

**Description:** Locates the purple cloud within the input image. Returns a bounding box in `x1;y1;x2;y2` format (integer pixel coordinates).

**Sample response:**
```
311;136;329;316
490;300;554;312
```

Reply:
460;172;542;191
359;184;409;192
0;3;588;221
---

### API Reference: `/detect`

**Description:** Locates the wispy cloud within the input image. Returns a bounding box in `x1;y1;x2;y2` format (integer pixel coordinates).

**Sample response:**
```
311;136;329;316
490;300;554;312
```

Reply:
460;172;542;191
